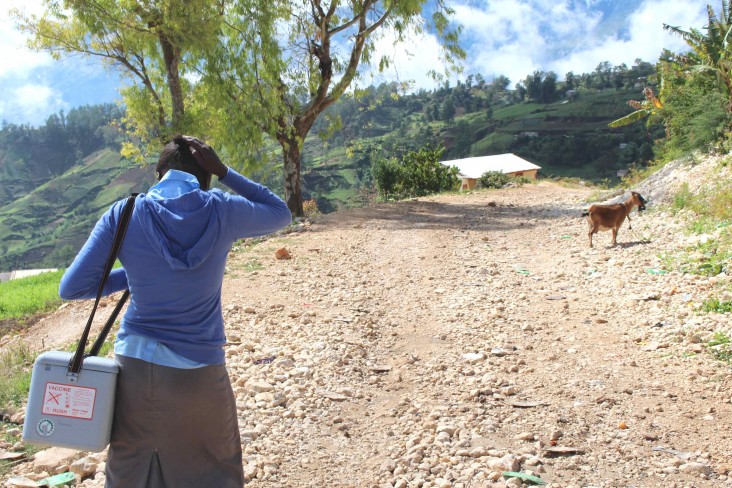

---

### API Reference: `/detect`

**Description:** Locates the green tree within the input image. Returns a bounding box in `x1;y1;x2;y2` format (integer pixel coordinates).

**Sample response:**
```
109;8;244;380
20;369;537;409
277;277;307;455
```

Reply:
524;71;543;101
371;155;403;199
540;71;557;103
657;55;732;157
440;97;456;122
14;0;223;159
514;83;527;102
663;1;732;113
491;75;511;91
17;1;464;216
372;145;458;199
201;0;465;216
608;87;664;129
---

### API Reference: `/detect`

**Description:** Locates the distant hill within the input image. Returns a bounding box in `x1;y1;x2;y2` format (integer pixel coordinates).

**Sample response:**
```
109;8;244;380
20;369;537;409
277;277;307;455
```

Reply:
295;84;658;211
0;148;154;272
0;71;660;271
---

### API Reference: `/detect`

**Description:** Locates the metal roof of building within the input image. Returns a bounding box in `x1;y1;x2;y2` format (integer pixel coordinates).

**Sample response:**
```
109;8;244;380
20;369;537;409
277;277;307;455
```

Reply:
441;153;541;179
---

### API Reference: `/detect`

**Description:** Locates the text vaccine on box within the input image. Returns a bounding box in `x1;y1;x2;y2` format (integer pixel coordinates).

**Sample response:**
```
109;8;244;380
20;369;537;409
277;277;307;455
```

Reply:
23;351;118;452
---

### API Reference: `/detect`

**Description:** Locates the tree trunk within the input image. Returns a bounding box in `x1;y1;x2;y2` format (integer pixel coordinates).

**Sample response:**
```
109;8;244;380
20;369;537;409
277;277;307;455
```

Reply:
281;136;304;217
159;35;185;130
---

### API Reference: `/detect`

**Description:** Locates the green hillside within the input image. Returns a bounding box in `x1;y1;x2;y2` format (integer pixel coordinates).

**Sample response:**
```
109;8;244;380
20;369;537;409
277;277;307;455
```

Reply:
0;149;155;271
0;81;655;271
291;86;655;210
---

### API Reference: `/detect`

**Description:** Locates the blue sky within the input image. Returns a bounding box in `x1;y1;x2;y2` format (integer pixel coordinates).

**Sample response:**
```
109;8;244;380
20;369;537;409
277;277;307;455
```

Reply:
1;0;707;127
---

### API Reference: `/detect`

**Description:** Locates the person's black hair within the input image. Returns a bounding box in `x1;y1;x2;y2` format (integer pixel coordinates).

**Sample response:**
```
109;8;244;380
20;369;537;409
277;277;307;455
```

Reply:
156;135;212;190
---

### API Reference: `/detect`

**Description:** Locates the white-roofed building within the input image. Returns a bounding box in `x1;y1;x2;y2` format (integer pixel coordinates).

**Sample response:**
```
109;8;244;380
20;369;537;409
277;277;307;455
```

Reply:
441;153;541;190
0;269;58;283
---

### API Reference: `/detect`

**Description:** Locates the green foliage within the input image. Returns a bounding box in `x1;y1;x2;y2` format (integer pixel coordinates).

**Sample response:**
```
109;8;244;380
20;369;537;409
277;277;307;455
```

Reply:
659;229;732;276
701;297;732;313
0;104;124;207
0;146;155;272
670;177;732;222
1;421;41;476
371;157;403;200
707;331;732;362
240;259;264;273
663;3;732;110
478;171;511;189
204;0;464;215
671;182;696;213
657;69;732;159
622;159;666;186
0;270;64;320
657;4;732;159
66;337;115;358
0;343;34;408
16;0;218;150
371;145;459;200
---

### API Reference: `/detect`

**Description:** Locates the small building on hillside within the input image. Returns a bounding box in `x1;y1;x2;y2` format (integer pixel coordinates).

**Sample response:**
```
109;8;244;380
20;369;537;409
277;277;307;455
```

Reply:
441;153;541;190
0;269;58;283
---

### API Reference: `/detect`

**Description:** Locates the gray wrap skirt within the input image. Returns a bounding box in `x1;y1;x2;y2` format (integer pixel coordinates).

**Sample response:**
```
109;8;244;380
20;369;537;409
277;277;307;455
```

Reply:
105;355;244;488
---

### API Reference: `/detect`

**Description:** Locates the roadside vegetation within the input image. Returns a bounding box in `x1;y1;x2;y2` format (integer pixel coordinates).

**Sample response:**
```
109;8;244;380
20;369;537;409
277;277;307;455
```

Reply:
0;270;64;321
0;269;116;476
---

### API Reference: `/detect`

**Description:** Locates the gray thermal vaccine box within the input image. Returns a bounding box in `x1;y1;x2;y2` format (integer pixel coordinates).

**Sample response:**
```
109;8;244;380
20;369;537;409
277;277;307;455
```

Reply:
23;351;118;452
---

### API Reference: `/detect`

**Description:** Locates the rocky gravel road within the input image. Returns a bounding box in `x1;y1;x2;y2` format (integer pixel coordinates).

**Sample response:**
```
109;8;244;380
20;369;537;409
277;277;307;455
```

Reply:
3;157;732;487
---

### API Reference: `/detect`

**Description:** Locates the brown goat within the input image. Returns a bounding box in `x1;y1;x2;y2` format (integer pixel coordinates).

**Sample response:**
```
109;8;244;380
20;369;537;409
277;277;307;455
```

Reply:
582;191;647;247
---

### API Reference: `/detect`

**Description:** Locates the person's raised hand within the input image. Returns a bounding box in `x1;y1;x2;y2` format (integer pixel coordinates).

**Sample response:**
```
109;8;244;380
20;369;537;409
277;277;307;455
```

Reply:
181;136;228;178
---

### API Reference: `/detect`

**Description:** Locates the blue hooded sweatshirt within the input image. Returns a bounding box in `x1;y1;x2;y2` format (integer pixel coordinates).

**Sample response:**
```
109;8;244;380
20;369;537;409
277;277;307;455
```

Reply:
59;168;292;365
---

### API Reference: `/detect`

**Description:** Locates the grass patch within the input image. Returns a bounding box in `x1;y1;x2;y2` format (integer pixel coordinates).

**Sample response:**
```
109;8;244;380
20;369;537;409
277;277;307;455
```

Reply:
707;331;732;362
688;219;731;234
700;297;732;314
0;270;64;321
623;159;667;187
0;343;35;408
671;176;732;224
240;259;264;273
659;230;732;276
671;182;696;214
0;420;43;477
65;336;116;358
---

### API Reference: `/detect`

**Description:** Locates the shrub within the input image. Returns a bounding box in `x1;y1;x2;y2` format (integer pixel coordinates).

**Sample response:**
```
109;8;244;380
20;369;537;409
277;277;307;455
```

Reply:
303;199;321;218
707;331;732;362
371;156;403;199
371;145;459;200
478;171;510;189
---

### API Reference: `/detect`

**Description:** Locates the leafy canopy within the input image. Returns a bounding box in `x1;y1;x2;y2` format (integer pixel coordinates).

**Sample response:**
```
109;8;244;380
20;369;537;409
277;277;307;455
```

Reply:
371;145;459;199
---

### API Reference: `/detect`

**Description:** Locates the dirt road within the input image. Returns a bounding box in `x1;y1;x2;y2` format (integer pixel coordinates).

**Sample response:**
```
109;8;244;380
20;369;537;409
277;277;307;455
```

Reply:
4;178;732;487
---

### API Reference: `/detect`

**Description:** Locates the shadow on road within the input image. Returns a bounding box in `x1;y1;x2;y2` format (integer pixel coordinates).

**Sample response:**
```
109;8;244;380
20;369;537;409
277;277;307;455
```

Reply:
313;198;587;234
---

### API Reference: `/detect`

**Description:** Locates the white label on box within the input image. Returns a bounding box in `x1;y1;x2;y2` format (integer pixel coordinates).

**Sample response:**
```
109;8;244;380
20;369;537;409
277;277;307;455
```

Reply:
42;382;96;420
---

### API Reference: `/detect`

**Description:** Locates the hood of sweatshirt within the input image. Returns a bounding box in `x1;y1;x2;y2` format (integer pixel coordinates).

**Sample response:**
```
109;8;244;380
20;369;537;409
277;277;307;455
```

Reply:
136;170;226;270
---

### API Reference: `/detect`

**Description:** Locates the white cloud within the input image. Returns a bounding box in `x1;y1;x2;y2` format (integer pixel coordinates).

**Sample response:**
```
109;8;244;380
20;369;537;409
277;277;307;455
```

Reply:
450;0;607;84
0;0;52;79
367;0;709;90
0;0;716;124
549;1;707;77
0;83;68;124
359;22;447;91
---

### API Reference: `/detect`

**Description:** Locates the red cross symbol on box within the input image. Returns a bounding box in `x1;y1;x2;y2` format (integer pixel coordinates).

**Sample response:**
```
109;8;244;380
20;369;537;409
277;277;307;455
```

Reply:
46;392;62;405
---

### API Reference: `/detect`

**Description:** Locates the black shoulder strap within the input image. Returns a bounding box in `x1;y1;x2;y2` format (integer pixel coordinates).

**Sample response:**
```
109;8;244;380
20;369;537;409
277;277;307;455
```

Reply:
68;194;138;375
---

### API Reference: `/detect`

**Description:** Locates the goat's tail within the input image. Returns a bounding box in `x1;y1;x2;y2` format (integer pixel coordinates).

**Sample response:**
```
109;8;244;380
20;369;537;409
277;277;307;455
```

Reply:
581;211;589;217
